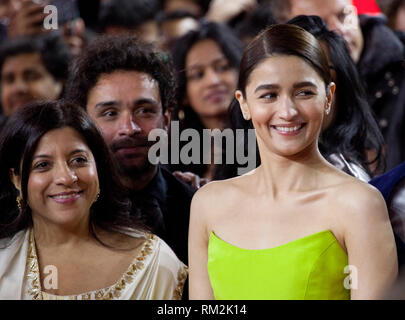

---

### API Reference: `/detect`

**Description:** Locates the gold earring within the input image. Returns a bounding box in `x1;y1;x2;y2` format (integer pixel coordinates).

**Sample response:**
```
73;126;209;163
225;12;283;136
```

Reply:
178;109;185;121
243;113;251;120
16;196;22;210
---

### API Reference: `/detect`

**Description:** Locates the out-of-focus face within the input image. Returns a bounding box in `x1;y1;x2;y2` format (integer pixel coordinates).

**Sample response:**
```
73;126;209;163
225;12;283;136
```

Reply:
86;71;169;176
24;127;99;228
236;55;335;158
1;52;63;116
185;39;238;120
289;0;364;63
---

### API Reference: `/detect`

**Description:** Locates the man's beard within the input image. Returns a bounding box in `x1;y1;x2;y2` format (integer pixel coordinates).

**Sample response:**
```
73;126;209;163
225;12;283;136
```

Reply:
110;136;156;178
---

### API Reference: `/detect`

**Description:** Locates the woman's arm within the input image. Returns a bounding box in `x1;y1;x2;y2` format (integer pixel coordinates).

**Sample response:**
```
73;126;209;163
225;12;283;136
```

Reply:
188;188;215;300
343;184;398;299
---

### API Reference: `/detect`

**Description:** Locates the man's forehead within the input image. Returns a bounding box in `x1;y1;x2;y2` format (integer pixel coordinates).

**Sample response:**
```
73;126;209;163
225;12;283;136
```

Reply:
97;70;158;88
90;70;162;104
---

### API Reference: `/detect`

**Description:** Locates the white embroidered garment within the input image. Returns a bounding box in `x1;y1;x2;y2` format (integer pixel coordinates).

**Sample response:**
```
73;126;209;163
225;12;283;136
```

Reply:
0;228;187;300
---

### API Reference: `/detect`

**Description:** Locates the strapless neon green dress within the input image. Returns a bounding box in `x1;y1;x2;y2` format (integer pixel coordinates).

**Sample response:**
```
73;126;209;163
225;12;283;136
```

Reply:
207;230;350;300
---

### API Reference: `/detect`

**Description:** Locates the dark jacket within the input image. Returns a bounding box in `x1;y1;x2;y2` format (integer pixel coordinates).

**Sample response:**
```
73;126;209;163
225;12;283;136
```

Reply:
130;165;194;265
358;15;405;171
369;162;405;270
0;114;6;132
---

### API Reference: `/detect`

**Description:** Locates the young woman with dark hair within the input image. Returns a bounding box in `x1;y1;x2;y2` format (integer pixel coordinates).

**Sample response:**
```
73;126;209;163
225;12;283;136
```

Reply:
0;100;186;299
189;24;397;300
170;21;243;181
214;15;385;181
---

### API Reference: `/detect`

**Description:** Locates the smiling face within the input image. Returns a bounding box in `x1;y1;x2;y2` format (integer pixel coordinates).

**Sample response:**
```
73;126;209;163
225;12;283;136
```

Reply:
185;39;238;120
21;127;99;228
236;55;334;158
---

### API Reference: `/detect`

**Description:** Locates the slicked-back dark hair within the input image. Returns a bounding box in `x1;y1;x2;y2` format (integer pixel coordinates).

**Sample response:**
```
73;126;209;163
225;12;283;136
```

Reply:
238;23;331;97
214;24;331;180
65;35;176;113
0;100;145;240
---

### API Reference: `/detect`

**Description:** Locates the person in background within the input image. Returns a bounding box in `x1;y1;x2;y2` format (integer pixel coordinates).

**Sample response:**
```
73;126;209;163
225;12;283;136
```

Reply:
0;34;71;118
0;100;186;299
170;21;243;181
189;24;397;300
98;0;161;45
65;35;194;266
156;10;199;52
269;0;405;172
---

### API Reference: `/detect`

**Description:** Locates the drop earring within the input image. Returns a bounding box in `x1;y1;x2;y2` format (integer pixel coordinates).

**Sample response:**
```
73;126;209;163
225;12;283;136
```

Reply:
16;195;22;210
325;103;331;115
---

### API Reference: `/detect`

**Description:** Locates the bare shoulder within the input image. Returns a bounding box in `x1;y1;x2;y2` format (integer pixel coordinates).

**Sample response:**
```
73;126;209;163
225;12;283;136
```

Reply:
331;176;388;225
190;175;249;227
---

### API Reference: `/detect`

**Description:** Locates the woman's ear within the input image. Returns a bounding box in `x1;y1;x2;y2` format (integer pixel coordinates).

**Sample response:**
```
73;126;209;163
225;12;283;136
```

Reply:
163;108;171;131
327;82;336;105
9;168;21;194
235;90;251;121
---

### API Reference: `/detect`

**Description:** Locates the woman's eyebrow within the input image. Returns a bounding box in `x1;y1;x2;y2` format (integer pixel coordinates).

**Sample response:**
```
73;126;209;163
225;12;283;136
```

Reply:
32;154;51;160
293;81;317;89
254;84;279;93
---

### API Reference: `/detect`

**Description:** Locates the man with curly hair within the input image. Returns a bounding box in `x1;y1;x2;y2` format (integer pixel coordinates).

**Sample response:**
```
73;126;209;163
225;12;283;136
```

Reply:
66;35;193;266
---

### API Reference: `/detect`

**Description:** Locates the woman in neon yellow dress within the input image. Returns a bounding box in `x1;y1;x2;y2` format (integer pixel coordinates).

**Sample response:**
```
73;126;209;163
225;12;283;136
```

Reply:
188;24;398;300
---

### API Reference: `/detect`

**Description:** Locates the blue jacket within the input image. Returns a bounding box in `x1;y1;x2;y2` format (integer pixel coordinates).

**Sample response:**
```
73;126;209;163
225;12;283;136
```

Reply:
370;162;405;269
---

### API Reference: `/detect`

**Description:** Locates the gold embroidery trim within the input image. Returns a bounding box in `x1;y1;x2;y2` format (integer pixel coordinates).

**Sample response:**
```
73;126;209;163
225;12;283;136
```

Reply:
25;229;156;300
173;265;188;300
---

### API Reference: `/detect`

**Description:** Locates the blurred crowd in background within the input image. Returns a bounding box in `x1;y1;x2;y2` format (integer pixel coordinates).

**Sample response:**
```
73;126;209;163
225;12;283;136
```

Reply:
0;0;404;175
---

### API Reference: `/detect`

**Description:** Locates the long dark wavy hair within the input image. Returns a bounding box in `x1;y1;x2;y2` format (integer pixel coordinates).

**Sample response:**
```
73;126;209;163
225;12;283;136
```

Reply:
0;100;145;240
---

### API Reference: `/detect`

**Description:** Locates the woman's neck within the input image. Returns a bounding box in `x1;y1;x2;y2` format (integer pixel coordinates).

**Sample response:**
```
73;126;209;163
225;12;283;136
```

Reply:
32;215;92;249
254;143;334;198
200;114;227;131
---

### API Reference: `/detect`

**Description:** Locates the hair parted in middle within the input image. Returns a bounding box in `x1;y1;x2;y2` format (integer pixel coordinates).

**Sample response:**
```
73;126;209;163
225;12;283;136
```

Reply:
214;23;333;180
0;100;146;240
237;23;332;97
